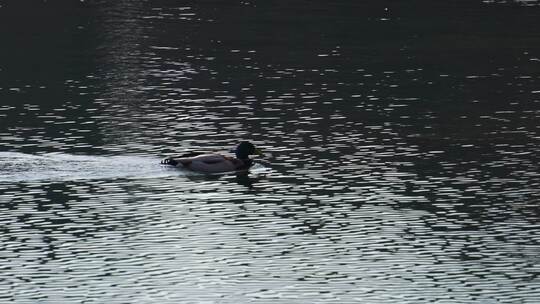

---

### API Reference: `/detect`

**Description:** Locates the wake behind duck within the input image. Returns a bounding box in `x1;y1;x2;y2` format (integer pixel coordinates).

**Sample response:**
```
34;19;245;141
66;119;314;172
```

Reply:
0;152;173;183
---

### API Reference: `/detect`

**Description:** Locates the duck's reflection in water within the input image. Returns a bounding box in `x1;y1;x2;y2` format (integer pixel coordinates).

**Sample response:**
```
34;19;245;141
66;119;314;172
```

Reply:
182;171;262;189
234;171;260;189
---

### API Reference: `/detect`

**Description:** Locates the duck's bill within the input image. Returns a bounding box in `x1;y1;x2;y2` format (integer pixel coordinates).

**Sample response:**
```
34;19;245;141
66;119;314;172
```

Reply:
254;148;263;156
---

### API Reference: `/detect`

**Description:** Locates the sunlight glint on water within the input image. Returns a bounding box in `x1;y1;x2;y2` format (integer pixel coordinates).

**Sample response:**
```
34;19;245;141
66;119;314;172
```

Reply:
0;1;539;303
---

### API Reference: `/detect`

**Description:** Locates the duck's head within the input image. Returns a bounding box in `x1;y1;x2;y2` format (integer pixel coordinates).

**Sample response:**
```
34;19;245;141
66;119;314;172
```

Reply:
233;141;262;159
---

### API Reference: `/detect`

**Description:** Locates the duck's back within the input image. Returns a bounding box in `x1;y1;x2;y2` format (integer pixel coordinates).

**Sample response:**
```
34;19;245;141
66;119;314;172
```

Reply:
186;154;237;173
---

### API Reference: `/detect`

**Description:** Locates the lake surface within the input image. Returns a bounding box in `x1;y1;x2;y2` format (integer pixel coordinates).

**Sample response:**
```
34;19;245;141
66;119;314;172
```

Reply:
1;0;540;303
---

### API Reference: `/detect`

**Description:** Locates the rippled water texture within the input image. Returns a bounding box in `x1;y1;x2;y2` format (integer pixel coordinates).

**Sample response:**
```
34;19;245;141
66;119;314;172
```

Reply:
1;0;540;303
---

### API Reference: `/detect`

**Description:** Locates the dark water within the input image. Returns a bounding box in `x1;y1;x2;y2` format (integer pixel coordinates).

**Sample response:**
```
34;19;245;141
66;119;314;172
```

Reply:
1;0;540;303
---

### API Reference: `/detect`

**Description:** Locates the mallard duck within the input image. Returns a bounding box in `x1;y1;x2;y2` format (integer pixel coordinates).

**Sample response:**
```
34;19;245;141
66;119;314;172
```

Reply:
160;141;262;173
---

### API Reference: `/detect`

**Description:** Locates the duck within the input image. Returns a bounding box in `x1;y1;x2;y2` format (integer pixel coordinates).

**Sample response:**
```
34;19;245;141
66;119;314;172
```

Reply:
160;141;262;173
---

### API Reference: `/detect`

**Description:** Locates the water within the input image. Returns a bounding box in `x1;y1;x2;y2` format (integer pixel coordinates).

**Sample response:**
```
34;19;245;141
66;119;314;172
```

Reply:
1;0;540;303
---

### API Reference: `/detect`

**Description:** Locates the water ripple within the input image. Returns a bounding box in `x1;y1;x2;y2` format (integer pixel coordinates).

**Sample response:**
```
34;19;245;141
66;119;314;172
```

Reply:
1;0;539;303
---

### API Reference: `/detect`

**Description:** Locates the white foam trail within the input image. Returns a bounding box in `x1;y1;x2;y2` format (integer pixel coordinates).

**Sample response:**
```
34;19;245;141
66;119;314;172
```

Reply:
0;152;183;182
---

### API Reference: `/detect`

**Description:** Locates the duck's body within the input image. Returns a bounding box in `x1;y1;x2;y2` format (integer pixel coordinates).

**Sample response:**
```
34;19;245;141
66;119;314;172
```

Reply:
161;142;260;174
163;153;253;173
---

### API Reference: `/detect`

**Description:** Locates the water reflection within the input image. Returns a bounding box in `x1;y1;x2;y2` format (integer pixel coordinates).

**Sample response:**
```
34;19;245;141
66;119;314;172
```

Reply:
234;172;257;189
1;0;540;303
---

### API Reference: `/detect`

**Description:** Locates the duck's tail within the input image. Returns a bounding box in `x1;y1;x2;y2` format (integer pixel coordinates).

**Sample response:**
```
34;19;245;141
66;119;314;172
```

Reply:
160;158;179;166
161;151;204;167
